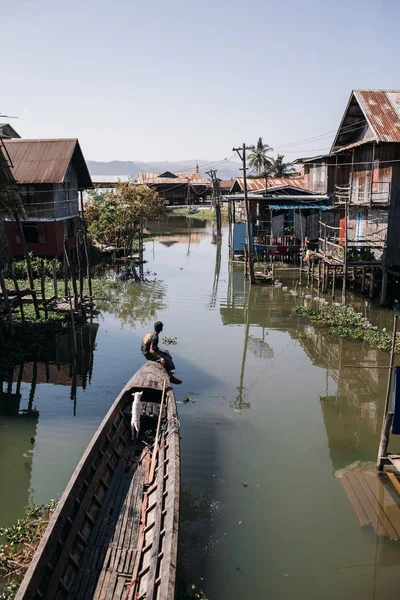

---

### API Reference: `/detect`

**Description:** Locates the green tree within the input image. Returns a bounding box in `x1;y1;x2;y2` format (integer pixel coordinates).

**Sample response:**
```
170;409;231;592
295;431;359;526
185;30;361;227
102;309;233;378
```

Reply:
248;137;273;176
85;182;166;254
268;154;296;178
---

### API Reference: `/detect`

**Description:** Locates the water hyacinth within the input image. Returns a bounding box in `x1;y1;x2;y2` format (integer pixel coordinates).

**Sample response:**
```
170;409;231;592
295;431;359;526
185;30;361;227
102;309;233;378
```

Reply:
295;305;399;354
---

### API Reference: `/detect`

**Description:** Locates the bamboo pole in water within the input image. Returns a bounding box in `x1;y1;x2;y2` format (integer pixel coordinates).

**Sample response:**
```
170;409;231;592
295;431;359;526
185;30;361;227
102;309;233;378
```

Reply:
377;314;398;469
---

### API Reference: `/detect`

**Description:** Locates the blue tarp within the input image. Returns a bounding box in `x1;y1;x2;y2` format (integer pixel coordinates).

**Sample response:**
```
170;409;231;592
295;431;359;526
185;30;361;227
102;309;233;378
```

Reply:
268;205;330;210
392;366;400;434
232;222;253;252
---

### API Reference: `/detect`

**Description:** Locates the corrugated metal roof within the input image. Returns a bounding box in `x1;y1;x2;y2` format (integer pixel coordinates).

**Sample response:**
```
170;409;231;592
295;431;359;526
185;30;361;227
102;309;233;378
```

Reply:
219;179;234;189
2;138;92;188
354;90;400;143
234;176;307;192
137;172;210;185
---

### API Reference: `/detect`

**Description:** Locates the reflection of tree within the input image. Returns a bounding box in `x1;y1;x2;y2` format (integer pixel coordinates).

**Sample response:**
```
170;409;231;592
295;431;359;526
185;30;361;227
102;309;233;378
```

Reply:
97;279;167;329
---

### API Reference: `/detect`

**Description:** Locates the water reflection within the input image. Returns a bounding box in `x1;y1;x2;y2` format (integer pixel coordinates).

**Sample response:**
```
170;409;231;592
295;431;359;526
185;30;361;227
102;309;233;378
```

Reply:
0;323;98;419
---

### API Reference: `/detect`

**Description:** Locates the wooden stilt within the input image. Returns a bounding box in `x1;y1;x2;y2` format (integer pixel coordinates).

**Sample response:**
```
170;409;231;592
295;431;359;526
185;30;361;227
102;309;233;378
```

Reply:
332;265;336;300
9;261;25;322
324;263;329;294
318;261;321;289
380;266;388;305
63;250;68;297
14;211;40;319
0;268;14;335
321;261;325;293
52;260;58;299
64;238;78;311
40;260;48;320
370;267;376;299
377;412;394;470
77;231;84;306
361;267;366;293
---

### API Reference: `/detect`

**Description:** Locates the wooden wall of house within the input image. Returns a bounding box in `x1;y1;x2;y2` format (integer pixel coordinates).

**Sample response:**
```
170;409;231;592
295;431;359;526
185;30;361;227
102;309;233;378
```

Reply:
304;161;328;193
54;164;79;218
386;150;400;265
347;206;387;261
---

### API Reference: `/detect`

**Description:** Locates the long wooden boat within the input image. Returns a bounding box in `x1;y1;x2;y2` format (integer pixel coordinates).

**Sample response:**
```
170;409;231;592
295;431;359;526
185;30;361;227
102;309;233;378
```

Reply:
16;361;180;600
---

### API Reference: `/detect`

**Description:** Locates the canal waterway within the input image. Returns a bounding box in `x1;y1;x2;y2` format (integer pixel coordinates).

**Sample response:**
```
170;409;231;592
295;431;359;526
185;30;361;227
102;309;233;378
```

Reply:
1;214;400;599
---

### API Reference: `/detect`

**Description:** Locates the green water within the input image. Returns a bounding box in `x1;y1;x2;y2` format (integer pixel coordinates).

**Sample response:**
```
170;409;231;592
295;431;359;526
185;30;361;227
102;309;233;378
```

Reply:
1;215;400;599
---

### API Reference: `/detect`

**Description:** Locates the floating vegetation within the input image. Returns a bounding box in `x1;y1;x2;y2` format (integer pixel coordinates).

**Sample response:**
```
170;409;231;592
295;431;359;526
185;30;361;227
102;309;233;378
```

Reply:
295;306;399;354
162;336;178;346
0;501;57;599
182;396;196;404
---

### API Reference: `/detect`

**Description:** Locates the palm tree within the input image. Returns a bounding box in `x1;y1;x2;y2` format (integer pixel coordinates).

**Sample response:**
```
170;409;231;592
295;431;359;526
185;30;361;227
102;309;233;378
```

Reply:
248;137;273;176
268;154;296;178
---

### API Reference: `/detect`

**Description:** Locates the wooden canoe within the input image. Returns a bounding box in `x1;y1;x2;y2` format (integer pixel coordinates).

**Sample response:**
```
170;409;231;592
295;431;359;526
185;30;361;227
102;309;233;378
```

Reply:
15;361;180;600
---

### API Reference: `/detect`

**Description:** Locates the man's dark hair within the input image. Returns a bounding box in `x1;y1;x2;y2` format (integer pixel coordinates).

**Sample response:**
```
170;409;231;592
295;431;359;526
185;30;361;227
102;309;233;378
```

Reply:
154;321;163;332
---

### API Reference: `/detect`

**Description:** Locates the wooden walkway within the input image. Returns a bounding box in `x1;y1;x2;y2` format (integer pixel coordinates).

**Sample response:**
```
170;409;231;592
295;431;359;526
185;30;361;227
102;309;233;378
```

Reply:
341;470;400;540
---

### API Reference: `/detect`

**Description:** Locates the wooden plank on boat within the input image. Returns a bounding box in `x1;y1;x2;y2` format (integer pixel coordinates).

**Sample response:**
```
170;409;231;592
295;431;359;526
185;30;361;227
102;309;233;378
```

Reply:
157;391;180;600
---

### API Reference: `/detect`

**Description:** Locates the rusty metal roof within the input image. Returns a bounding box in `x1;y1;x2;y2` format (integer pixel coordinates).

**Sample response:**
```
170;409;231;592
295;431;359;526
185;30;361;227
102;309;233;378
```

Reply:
218;179;234;189
233;176;307;193
2;138;92;188
137;171;210;185
354;90;400;143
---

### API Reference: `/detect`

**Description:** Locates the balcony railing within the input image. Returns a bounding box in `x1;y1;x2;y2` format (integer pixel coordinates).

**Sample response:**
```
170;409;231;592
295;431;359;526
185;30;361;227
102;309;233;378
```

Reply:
334;182;390;205
22;198;79;221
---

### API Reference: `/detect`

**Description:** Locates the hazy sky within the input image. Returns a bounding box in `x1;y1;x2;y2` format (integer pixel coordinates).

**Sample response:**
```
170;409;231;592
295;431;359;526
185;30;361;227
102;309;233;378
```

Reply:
2;0;400;163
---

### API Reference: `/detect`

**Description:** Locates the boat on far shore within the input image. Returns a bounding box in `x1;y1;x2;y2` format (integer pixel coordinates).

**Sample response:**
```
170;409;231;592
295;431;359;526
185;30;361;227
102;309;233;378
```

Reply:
15;361;180;600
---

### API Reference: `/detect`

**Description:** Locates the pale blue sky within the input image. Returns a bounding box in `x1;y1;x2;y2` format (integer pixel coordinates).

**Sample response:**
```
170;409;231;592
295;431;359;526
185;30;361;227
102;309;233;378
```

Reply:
2;0;400;162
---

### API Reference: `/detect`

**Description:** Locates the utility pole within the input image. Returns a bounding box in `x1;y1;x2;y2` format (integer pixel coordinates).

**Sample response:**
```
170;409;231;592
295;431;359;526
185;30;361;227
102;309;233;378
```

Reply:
233;143;255;283
206;169;222;235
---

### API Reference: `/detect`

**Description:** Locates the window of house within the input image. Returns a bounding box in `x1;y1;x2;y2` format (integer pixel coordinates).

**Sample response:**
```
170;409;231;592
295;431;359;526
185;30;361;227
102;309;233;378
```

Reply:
63;182;70;201
22;223;39;244
20;185;36;204
321;162;326;183
312;165;317;185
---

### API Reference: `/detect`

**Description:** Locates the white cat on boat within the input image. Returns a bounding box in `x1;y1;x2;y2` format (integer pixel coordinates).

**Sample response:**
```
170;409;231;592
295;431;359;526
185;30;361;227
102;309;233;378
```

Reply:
131;390;143;439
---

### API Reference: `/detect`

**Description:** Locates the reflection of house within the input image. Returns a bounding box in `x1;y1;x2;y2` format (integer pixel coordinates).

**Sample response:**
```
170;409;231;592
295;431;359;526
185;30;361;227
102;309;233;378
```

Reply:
2;139;92;257
297;328;388;471
137;171;211;205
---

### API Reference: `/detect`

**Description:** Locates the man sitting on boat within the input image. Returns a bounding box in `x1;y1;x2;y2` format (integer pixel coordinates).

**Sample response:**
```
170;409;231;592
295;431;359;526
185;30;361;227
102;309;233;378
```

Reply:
141;321;182;385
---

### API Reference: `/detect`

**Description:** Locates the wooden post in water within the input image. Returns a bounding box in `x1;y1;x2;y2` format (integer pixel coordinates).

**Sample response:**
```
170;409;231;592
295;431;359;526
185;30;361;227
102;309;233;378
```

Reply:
377;314;398;469
377;412;394;470
64;237;78;311
380;266;388;306
9;261;25;322
332;265;336;300
361;267;366;294
40;260;48;320
317;261;321;290
77;231;84;304
0;268;14;335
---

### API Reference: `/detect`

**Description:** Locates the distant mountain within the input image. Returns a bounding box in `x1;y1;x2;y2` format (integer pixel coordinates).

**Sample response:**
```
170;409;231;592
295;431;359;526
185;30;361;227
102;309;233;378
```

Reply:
87;159;241;181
